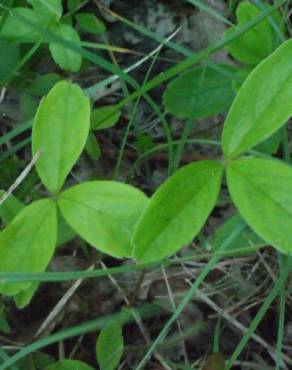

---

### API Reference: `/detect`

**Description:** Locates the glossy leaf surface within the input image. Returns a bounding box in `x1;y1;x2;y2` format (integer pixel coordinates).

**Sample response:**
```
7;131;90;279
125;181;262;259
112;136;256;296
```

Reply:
222;39;292;158
59;181;149;258
132;160;223;262
227;157;292;253
32;80;90;193
0;199;57;295
225;1;274;65
96;322;124;370
49;24;82;72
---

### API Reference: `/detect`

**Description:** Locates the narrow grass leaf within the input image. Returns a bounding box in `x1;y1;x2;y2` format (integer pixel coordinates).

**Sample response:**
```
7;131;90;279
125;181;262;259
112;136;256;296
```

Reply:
46;359;94;370
135;222;246;369
226;257;292;369
0;304;161;370
209;213;264;256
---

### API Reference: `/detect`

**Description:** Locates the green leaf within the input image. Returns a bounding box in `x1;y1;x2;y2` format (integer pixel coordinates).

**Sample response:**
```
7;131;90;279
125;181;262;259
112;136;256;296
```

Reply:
224;1;274;65
209;213;264;256
75;12;106;34
132;160;223;262
96;322;124;370
14;282;39;309
222;39;292;159
85;132;101;161
163;65;237;119
0;308;11;334
1;7;40;42
0;191;24;225
27;73;62;96
32;80;90;194
232;67;253;92
227;157;292;254
28;0;62;23
57;213;76;246
202;353;225;370
19;352;54;369
0;40;19;84
67;0;82;13
58;181;149;258
0;199;57;296
90;105;121;130
19;92;38;120
49;23;82;72
61;14;73;26
255;129;282;154
46;359;94;370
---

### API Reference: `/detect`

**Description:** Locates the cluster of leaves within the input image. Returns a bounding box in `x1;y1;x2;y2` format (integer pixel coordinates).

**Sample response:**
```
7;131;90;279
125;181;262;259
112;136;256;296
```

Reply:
1;0;292;369
164;1;284;154
1;0;292;304
0;0;105;76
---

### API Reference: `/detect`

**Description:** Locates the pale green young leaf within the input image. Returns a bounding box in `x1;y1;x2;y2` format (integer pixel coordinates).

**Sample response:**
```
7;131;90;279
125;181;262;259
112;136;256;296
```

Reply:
0;199;57;296
58;181;149;258
225;1;274;65
46;359;94;370
32;80;90;194
1;7;40;42
49;24;82;72
132;160;223;262
28;0;62;23
227;157;292;254
75;12;106;34
90;105;121;130
96;322;124;370
163;65;237;119
222;39;292;159
0;191;24;225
